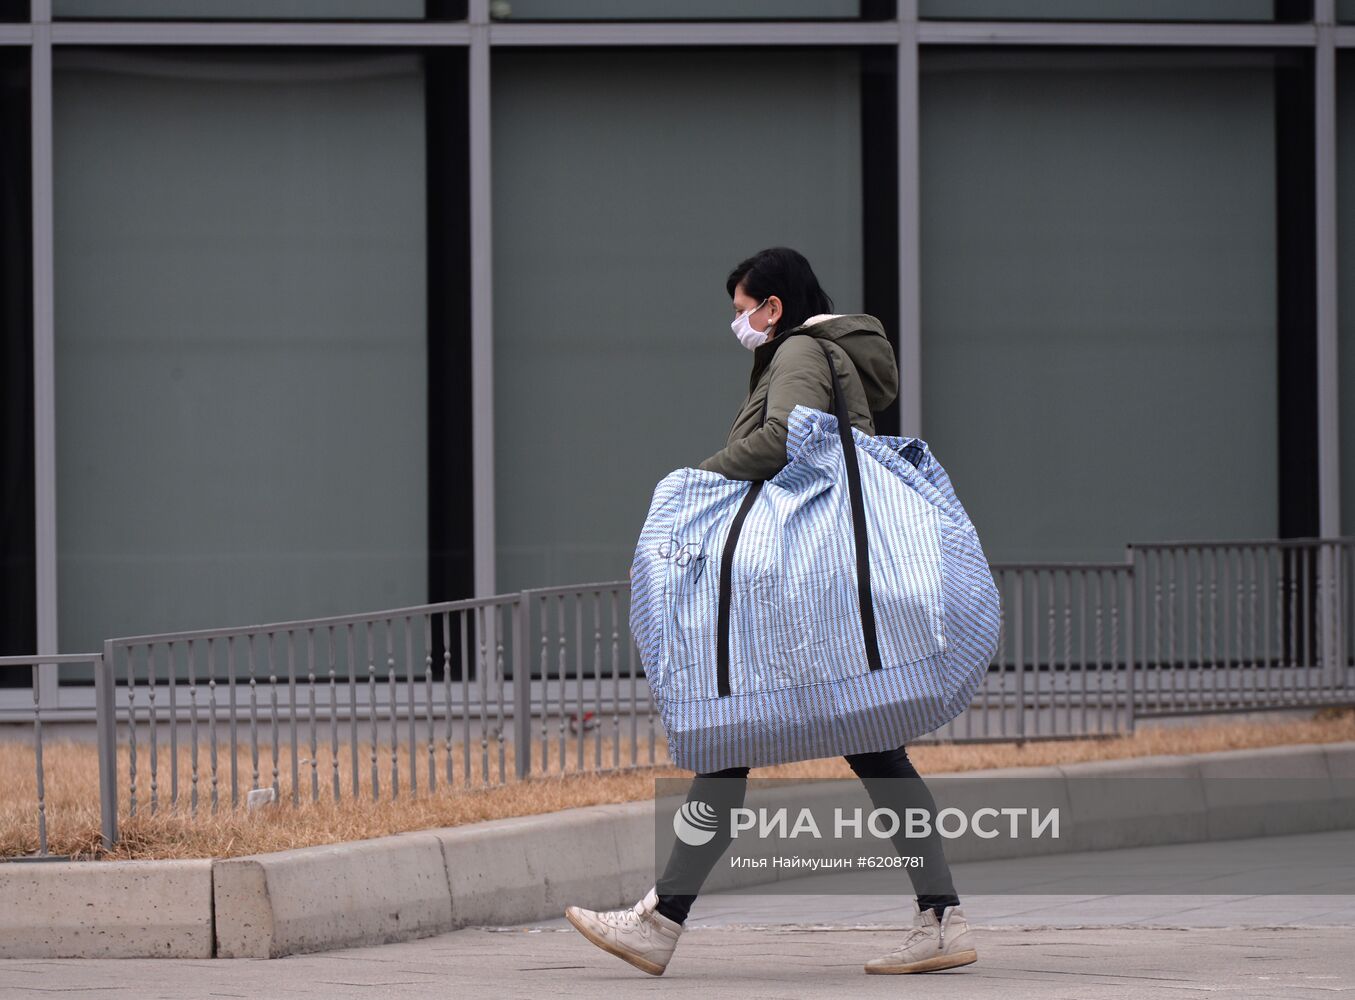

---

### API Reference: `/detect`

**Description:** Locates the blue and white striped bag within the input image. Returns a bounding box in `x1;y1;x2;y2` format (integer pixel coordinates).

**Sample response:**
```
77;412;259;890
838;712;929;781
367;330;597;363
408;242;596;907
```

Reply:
630;344;1001;772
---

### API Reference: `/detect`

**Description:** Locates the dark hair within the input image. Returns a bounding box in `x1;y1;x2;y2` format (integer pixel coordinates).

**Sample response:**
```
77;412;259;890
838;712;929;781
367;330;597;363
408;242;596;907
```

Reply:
725;247;833;338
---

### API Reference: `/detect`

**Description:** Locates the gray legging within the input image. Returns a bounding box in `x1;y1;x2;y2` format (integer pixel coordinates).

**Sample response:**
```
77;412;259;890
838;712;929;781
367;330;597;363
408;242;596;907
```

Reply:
655;742;961;925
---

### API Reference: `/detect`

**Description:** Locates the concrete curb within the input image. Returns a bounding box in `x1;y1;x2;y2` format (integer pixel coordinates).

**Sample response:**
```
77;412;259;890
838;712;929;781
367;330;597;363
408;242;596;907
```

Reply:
2;741;1352;959
213;831;453;959
0;859;213;959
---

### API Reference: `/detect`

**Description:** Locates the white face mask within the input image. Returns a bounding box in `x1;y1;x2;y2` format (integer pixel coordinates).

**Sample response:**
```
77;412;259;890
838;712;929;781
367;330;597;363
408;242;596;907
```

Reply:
731;298;774;350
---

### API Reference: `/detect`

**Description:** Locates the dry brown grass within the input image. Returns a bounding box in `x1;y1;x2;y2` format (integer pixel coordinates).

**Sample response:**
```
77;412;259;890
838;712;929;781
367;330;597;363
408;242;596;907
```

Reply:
4;707;1352;862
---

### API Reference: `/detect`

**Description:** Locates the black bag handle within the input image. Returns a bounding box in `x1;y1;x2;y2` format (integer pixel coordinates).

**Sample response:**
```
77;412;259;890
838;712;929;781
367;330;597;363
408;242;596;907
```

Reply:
715;341;883;699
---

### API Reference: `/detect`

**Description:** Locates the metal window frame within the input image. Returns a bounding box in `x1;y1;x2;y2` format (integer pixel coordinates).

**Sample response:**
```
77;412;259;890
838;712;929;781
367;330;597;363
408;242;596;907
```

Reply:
1317;0;1340;538
30;0;56;709
6;4;1346;708
469;0;493;599
899;0;921;435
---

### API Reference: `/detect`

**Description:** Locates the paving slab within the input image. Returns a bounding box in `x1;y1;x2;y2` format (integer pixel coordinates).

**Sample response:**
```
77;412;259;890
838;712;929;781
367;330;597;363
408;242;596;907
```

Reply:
541;827;1355;929
0;926;1348;999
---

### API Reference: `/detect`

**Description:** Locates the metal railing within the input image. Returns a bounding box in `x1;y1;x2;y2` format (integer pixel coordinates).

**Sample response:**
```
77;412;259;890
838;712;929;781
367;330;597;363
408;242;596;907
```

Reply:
955;562;1134;743
0;653;108;859
519;582;660;776
1131;538;1353;716
100;594;525;817
3;536;1353;857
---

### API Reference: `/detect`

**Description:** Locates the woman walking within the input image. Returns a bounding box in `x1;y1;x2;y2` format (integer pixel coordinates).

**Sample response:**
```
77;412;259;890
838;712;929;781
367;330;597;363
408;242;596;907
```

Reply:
564;247;977;978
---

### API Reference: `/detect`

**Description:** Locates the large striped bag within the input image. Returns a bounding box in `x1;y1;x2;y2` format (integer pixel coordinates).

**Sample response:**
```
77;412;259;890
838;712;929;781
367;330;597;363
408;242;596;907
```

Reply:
629;342;1001;773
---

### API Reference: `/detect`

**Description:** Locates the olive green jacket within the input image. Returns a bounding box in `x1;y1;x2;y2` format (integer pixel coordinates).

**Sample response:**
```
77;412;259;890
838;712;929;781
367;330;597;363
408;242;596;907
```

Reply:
696;313;900;482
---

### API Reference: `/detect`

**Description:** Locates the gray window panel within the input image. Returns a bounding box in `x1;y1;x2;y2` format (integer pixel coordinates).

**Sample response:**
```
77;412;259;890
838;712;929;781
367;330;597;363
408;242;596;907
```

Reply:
919;0;1281;20
492;0;864;19
1339;55;1355;532
54;49;427;655
54;0;431;19
1341;0;1355;23
921;48;1278;564
491;48;862;594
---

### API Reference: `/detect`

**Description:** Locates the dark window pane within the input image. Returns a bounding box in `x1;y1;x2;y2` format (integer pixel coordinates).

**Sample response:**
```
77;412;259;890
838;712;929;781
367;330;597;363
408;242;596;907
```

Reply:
54;1;466;20
491;0;885;20
0;45;34;665
921;47;1281;562
491;48;864;592
53;49;431;652
920;0;1298;21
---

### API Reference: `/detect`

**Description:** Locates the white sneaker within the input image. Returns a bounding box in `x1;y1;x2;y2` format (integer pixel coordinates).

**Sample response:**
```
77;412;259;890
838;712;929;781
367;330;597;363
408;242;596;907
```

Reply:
564;886;684;976
863;901;978;975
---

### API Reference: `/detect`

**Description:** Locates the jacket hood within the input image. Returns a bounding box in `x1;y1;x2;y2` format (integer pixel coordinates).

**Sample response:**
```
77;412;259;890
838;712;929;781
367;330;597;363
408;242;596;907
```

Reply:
752;312;899;412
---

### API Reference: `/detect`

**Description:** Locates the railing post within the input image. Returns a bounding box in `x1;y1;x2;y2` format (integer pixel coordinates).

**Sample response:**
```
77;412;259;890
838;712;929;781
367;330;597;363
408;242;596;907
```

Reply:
1318;539;1338;686
1338;541;1350;690
1124;546;1136;735
514;595;532;780
96;641;119;850
1013;571;1024;744
31;660;48;857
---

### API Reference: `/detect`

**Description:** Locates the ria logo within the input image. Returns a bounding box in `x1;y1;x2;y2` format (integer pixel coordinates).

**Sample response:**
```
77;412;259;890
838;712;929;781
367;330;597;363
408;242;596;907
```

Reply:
672;799;720;846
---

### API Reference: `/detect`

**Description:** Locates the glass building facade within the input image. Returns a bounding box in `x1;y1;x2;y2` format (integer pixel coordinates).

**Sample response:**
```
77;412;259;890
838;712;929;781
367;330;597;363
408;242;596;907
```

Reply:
0;2;1348;672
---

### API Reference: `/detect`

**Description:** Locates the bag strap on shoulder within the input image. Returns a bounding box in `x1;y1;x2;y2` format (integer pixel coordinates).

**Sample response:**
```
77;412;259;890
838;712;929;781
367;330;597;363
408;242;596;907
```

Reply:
815;340;884;675
717;341;883;699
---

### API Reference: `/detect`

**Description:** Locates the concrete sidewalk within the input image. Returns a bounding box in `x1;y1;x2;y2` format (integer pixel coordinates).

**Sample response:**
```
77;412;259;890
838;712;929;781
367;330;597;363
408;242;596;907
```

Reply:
0;927;1346;999
543;826;1355;929
2;830;1351;999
